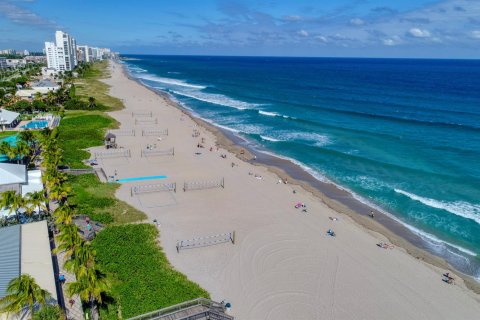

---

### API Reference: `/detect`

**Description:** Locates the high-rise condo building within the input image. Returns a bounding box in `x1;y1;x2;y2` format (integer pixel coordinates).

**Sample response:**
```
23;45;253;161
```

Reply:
44;31;78;71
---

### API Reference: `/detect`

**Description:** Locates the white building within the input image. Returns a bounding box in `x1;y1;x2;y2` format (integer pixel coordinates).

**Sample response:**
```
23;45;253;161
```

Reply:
0;109;20;129
44;31;78;72
77;45;90;63
0;57;6;69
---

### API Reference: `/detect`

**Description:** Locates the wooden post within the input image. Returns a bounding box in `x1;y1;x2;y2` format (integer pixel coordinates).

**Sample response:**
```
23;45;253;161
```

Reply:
231;231;235;244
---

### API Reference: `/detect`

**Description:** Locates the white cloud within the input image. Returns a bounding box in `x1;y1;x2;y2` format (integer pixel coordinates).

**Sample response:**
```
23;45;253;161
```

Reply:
472;30;480;39
314;35;328;43
283;15;302;22
408;28;431;38
350;18;365;26
383;39;396;46
0;0;57;28
297;29;309;37
382;35;402;46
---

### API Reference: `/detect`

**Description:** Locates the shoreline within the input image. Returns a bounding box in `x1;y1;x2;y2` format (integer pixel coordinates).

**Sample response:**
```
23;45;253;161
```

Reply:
98;59;480;319
118;60;480;294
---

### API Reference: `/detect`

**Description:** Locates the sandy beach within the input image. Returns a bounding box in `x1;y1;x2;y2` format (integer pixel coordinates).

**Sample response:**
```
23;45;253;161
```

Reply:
87;60;480;320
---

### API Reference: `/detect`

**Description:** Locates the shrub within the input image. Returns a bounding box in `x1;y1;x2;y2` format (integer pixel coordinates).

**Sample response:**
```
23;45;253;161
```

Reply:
63;98;88;110
93;224;209;319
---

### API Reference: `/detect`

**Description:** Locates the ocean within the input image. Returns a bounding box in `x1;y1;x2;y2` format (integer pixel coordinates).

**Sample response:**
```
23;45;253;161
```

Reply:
122;55;480;279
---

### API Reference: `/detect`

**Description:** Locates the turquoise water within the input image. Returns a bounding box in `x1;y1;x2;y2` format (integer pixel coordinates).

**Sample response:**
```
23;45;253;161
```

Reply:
0;135;17;162
116;175;167;183
123;56;480;278
21;120;48;129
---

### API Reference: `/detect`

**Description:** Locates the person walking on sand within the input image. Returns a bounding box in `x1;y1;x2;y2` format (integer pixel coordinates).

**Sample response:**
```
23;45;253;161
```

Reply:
370;210;375;218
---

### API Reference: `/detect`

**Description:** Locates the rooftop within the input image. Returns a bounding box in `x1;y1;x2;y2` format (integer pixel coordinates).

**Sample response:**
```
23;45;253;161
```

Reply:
0;109;20;125
0;224;20;297
30;79;58;88
0;163;26;186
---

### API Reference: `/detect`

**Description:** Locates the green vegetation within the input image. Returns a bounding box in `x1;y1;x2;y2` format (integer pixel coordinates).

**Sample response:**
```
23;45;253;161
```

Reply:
3;60;208;318
68;174;146;224
0;274;54;319
57;111;118;168
93;224;210;319
74;61;124;111
0;131;15;139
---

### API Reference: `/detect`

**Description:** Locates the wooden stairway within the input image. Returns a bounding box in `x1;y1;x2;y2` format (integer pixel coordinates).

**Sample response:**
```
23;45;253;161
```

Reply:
127;298;234;320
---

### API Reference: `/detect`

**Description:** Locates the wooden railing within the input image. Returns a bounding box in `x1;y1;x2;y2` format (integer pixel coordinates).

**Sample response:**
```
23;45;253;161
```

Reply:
127;298;233;320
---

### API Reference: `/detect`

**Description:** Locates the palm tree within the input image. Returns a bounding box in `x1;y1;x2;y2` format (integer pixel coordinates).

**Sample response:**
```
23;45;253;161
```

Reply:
88;96;96;109
67;267;111;320
2;192;27;222
64;242;96;278
0;141;11;155
33;92;43;102
32;305;65;320
0;141;16;162
0;190;16;213
53;203;76;225
48;183;71;204
0;274;51;319
45;91;55;106
26;191;47;217
18;130;36;147
15;142;31;164
55;223;82;259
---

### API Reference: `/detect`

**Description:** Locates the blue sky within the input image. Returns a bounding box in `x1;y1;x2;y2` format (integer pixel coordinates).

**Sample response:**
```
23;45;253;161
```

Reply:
0;0;479;58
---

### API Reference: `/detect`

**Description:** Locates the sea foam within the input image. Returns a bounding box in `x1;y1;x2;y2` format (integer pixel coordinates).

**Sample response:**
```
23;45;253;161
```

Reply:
171;89;261;110
137;74;206;89
394;189;480;225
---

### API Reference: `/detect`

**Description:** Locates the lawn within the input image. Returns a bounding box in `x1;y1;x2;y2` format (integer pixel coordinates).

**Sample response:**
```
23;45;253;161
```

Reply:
0;131;16;139
93;224;209;319
68;174;146;224
74;61;125;111
57;111;118;168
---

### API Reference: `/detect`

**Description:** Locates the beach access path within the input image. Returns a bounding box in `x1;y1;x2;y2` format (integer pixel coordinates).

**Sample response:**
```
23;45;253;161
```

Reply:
87;61;480;320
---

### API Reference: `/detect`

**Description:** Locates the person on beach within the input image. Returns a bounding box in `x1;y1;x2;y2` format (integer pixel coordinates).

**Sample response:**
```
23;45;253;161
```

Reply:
370;210;375;218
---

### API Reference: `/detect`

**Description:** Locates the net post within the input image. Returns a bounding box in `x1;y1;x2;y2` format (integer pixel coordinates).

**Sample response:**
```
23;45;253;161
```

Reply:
231;231;235;244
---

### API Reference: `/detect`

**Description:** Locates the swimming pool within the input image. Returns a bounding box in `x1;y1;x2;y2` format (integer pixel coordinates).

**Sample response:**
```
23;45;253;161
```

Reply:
116;175;167;183
21;120;49;129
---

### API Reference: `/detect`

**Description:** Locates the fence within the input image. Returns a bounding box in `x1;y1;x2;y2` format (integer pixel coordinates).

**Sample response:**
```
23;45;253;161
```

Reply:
142;128;168;136
108;129;135;136
135;118;158;125
131;182;176;196
183;178;224;192
141;147;174;157
132;111;153;117
94;149;131;159
176;231;235;253
59;168;94;175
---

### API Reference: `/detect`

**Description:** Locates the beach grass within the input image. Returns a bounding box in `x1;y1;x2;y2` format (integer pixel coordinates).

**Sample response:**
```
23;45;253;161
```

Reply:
57;111;118;168
93;224;210;319
74;61;125;111
68;173;146;224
